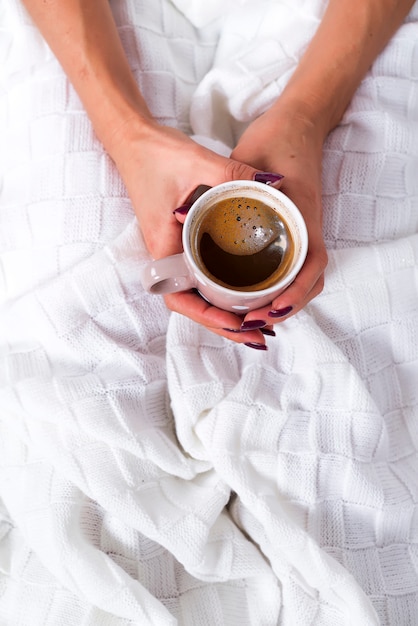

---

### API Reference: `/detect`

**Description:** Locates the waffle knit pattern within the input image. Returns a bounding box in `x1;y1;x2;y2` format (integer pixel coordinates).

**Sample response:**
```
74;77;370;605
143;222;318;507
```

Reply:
0;0;418;624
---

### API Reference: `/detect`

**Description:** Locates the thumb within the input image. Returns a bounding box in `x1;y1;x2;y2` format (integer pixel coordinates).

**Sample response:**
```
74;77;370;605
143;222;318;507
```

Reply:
224;158;284;188
173;165;285;224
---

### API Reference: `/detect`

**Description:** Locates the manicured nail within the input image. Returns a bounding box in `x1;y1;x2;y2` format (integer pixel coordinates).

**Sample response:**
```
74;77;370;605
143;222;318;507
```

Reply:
244;342;268;351
173;203;192;215
240;319;266;331
187;184;212;203
268;305;293;318
223;328;242;333
254;172;284;185
260;327;276;337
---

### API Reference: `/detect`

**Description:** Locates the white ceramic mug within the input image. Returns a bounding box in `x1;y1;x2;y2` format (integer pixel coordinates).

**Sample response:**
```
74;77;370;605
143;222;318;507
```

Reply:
140;180;308;313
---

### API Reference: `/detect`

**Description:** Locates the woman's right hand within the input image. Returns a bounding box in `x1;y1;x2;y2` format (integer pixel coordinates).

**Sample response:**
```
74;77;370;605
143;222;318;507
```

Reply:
107;116;280;347
20;0;278;347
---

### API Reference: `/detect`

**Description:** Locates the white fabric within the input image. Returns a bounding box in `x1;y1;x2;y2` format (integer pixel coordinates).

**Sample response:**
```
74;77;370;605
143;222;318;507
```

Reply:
170;0;250;27
1;0;418;624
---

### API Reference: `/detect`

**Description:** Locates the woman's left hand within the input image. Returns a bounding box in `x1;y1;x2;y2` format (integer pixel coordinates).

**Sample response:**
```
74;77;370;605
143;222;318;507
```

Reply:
231;101;328;327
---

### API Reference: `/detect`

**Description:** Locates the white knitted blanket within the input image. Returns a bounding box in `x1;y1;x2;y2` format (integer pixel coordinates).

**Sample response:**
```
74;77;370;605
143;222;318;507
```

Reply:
1;1;418;624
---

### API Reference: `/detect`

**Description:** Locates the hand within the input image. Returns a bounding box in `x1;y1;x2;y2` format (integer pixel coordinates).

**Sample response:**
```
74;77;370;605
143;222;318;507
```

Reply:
230;103;328;327
108;117;281;348
21;0;412;351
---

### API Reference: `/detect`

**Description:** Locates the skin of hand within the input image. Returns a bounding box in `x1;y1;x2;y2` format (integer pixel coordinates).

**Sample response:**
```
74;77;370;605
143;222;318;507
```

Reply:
106;118;279;345
231;105;327;326
21;0;416;349
21;0;276;346
227;0;416;335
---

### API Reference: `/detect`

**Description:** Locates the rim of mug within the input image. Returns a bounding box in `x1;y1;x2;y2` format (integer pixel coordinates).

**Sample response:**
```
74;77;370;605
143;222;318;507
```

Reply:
181;180;308;297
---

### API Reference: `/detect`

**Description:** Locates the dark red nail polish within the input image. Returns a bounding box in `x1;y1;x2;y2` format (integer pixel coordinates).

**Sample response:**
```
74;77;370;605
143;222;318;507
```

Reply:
268;306;293;318
173;203;192;215
240;319;266;331
186;184;212;204
260;327;276;337
254;172;284;185
244;342;268;351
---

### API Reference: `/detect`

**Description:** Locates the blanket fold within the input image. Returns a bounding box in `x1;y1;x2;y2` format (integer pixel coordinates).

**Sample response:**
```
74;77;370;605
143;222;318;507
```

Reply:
1;0;418;624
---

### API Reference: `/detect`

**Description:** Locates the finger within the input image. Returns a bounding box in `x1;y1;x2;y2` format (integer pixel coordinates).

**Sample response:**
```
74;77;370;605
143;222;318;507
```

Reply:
269;278;324;320
173;184;212;224
187;184;212;204
173;171;285;225
164;290;268;347
223;160;285;188
239;249;326;325
172;204;192;223
253;172;284;189
260;325;276;337
270;240;327;309
240;276;324;327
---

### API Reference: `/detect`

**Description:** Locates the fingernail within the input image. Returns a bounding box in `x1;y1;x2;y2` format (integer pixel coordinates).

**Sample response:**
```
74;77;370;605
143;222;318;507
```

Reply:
173;203;192;215
244;342;268;351
260;327;276;337
187;184;212;204
240;319;266;331
268;305;293;318
254;172;284;185
223;328;242;333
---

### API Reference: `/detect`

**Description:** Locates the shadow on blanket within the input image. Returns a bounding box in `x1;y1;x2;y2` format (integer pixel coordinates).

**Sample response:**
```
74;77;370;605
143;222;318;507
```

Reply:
1;0;418;624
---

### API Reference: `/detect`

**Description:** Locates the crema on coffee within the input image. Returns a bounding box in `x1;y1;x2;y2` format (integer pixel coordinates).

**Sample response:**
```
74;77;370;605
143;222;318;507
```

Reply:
190;196;294;291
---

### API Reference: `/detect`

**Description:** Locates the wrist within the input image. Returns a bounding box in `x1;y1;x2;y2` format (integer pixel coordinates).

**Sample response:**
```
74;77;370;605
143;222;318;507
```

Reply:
102;110;161;172
21;0;155;153
271;0;415;140
273;88;342;142
80;74;154;155
264;95;329;150
64;44;155;154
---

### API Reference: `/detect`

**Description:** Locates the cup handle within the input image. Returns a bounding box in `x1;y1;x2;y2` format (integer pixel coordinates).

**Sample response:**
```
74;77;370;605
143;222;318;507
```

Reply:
140;253;195;295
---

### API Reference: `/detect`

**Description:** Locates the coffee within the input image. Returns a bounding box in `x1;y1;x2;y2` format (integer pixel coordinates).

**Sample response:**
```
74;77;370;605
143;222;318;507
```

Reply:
141;180;308;312
190;195;294;291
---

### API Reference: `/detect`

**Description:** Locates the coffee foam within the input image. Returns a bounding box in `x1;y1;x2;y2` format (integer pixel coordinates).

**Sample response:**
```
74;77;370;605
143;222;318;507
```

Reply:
188;194;296;292
201;196;285;256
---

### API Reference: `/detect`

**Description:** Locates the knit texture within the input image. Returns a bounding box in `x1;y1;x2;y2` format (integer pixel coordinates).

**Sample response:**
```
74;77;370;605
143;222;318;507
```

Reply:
0;1;418;624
